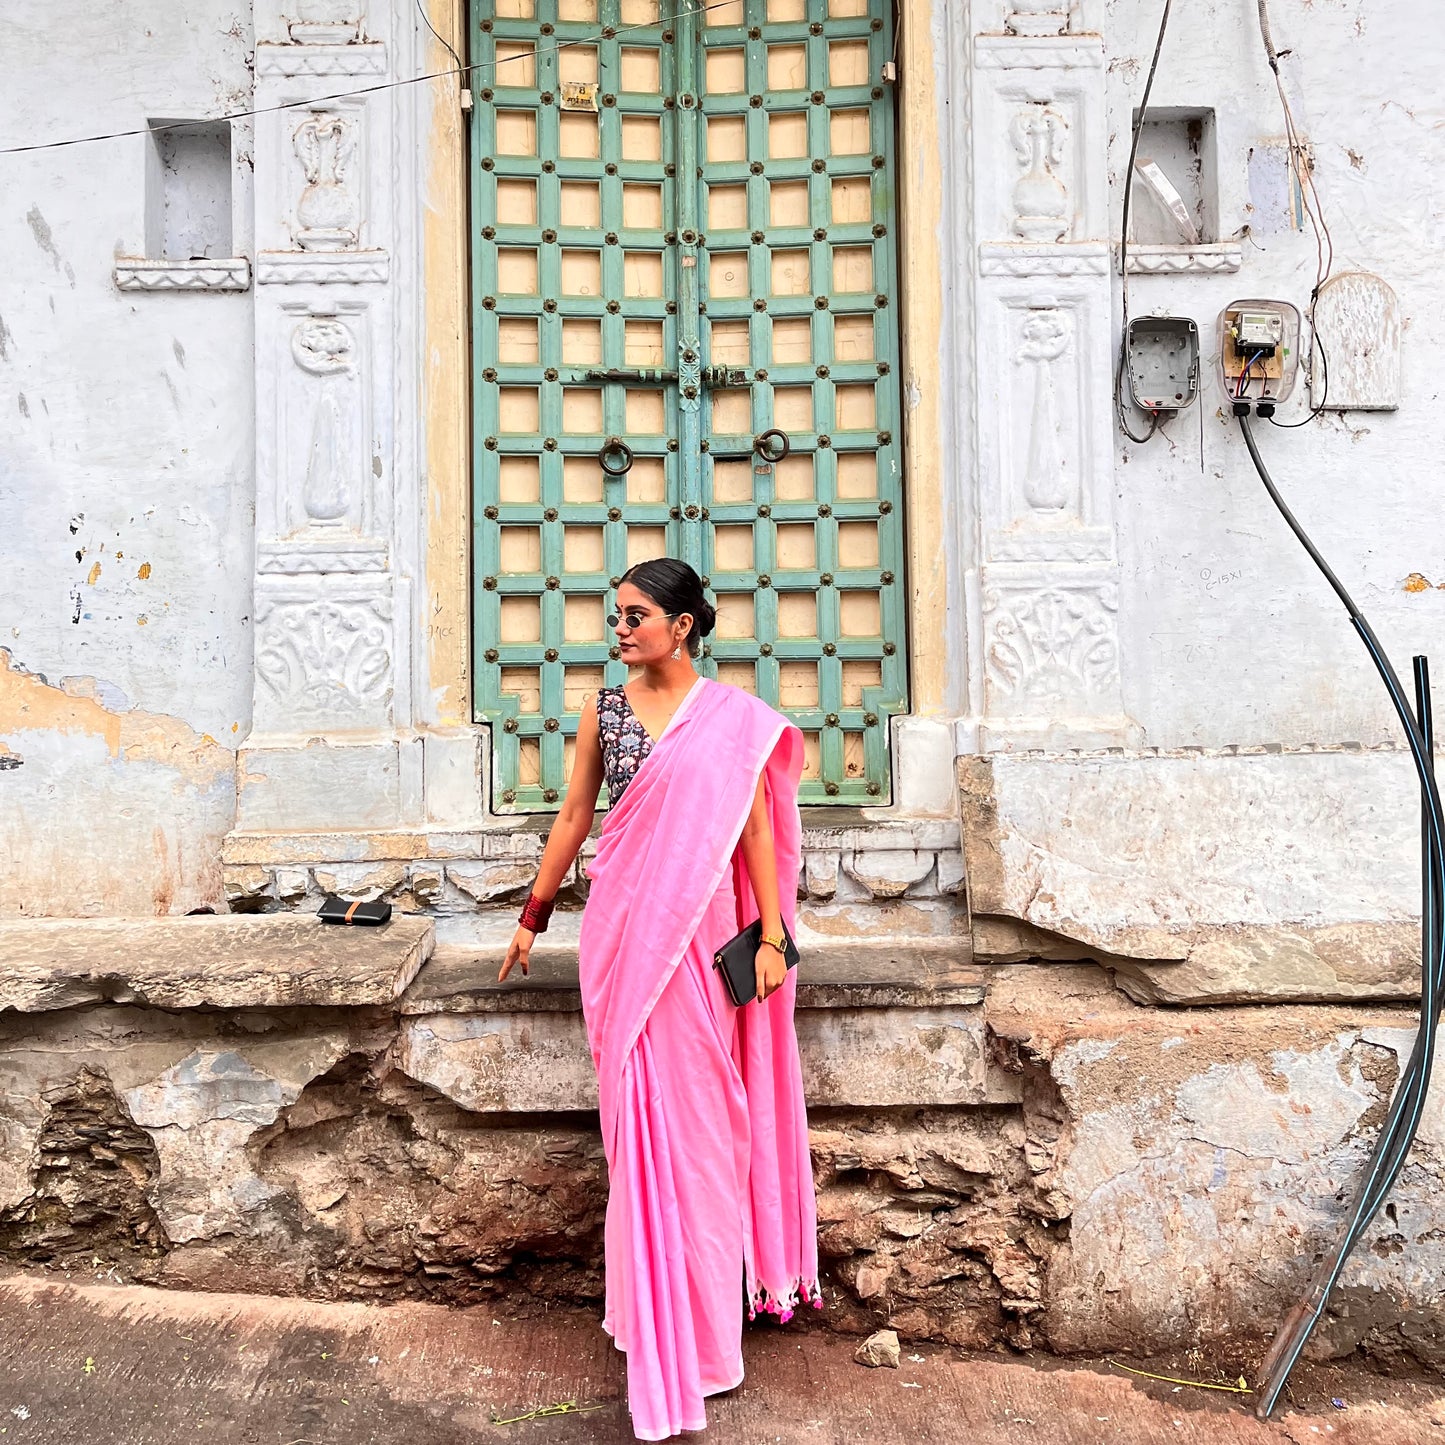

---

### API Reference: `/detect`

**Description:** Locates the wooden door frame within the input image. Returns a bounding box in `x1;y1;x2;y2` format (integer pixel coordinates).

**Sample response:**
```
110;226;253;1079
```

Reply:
419;0;958;811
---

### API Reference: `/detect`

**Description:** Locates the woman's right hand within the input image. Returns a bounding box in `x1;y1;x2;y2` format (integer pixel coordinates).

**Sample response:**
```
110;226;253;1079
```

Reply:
499;927;535;983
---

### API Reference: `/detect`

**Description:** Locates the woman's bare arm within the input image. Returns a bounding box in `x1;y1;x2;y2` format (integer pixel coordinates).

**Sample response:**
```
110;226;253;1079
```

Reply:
499;697;605;982
738;772;789;1000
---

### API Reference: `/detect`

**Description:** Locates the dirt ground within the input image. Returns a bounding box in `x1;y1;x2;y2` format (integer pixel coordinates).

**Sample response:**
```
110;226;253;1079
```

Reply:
0;1270;1440;1444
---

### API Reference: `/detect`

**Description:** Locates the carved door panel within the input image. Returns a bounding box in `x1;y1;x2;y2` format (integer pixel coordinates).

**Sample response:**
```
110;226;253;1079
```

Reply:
471;0;905;812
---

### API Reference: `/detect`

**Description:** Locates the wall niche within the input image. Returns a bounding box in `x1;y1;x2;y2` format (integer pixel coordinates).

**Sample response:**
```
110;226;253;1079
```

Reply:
114;118;250;291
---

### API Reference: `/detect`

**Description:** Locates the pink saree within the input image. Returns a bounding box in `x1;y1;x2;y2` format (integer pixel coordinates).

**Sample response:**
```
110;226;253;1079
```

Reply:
579;677;820;1441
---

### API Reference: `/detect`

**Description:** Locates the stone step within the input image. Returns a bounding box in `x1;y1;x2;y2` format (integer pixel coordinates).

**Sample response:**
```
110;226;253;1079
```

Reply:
403;938;985;1016
0;914;434;1014
398;940;997;1113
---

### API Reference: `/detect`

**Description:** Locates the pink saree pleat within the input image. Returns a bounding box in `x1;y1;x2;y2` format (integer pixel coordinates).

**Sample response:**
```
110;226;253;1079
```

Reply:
580;679;818;1441
602;883;751;1437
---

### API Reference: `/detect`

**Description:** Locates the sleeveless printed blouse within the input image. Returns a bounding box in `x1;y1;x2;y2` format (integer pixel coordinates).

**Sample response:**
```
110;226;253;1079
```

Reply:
596;685;654;807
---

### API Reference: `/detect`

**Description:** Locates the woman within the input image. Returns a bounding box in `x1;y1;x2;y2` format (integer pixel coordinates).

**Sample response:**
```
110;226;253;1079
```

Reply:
498;557;820;1441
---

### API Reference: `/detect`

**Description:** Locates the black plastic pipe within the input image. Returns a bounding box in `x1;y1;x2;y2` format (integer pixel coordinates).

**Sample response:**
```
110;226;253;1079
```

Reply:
1235;415;1445;1419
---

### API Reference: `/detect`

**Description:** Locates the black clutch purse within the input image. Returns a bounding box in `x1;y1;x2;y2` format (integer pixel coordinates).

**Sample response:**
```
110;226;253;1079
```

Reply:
318;893;393;926
712;920;800;1006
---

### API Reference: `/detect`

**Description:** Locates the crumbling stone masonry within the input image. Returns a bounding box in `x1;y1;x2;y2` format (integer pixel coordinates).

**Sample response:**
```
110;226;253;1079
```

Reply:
2;918;1442;1372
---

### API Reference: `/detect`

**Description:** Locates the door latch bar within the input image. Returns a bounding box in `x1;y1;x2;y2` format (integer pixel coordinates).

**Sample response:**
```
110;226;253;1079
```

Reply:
580;366;749;387
709;429;792;463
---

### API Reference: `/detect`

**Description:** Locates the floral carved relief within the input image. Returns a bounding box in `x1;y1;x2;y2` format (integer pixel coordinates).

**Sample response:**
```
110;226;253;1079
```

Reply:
255;597;392;717
291;317;355;375
292;113;359;251
1010;105;1069;242
983;584;1120;711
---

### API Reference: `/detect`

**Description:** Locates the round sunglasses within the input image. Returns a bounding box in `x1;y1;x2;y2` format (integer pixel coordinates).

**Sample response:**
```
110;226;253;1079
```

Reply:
606;609;677;632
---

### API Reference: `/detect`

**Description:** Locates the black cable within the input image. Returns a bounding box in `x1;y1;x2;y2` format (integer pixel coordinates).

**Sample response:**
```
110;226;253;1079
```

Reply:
1239;414;1445;1419
1321;636;1442;1216
415;0;463;75
1250;545;1443;1422
1114;0;1174;445
1267;327;1329;427
1346;657;1445;1232
1255;628;1443;1418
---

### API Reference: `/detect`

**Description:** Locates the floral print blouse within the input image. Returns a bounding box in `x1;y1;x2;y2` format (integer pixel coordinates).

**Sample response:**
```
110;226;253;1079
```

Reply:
596;685;654;807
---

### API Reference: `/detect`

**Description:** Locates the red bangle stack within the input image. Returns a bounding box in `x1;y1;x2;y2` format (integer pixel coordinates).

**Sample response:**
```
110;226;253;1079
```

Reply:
519;892;554;934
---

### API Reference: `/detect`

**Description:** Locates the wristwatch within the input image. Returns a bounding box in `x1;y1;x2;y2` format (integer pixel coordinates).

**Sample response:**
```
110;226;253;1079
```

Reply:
760;929;787;952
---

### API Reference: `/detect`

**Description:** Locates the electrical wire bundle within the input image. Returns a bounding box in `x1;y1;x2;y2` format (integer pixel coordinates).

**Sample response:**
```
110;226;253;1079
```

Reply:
1233;350;1268;401
1117;1;1335;439
1255;0;1334;426
1237;413;1445;1419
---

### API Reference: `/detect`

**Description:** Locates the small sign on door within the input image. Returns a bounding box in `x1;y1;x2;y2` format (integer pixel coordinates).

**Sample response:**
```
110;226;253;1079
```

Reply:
560;82;599;112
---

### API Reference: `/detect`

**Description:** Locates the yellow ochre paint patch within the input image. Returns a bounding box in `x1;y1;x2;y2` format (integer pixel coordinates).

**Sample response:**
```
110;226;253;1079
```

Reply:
1403;573;1436;593
0;650;231;783
86;562;101;585
138;562;151;580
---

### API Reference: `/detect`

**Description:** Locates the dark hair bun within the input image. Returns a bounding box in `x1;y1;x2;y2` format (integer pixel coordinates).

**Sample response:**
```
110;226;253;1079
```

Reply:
618;557;716;655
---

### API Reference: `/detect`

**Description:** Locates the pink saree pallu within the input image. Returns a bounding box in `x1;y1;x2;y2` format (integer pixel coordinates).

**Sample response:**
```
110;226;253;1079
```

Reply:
579;678;820;1441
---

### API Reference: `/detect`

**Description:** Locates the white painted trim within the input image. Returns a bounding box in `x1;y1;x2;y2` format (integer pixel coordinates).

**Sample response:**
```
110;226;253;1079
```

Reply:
114;258;250;291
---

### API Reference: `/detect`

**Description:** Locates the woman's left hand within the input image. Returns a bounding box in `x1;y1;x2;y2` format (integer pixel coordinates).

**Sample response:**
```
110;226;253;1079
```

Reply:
754;942;788;1002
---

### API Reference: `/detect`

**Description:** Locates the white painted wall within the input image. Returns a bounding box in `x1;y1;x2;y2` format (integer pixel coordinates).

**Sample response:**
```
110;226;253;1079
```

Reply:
2;0;1441;931
1107;0;1445;748
0;3;255;914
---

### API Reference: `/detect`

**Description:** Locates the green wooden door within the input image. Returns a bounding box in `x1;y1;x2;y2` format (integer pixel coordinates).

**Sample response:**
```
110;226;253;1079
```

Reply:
471;0;905;811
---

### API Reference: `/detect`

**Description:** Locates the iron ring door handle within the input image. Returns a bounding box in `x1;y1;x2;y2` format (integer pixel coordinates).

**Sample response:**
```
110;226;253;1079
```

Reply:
755;429;791;463
597;437;634;476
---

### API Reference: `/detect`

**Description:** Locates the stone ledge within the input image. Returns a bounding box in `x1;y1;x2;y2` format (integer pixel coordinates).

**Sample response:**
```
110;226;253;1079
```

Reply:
222;815;961;867
959;749;1424;1002
402;940;982;1016
0;915;433;1014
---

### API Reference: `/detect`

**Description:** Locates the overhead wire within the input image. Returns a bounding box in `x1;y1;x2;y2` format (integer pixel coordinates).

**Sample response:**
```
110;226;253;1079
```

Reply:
414;0;463;75
1113;0;1174;445
0;0;738;158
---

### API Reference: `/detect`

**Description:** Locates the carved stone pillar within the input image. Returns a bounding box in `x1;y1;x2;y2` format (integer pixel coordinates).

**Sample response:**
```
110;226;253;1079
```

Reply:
236;1;483;836
961;9;1136;751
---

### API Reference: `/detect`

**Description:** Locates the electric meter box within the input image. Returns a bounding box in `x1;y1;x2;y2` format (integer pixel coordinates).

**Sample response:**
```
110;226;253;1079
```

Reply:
1219;300;1302;401
1233;311;1284;354
1125;314;1201;413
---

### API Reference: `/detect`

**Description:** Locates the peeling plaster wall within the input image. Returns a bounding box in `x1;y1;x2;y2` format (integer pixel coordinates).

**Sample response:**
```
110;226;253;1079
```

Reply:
1106;0;1445;747
0;4;255;915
